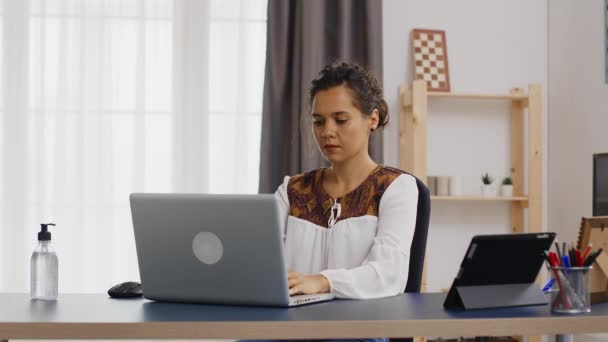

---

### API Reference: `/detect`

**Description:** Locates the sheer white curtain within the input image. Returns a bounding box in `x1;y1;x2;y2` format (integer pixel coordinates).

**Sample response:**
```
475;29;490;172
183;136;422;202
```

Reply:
0;0;267;293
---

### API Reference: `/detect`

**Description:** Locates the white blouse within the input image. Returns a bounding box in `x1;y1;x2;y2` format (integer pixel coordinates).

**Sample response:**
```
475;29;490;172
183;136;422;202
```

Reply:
274;166;418;299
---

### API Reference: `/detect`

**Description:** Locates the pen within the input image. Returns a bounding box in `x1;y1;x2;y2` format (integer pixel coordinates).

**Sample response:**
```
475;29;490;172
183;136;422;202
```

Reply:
549;251;560;266
562;255;571;268
542;278;555;292
582;243;593;261
576;250;583;267
555;241;562;260
548;252;572;309
584;248;604;267
570;246;576;266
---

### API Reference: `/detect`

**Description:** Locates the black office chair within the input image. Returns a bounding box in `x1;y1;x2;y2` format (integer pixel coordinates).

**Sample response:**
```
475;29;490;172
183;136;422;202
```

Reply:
391;172;431;342
403;172;431;294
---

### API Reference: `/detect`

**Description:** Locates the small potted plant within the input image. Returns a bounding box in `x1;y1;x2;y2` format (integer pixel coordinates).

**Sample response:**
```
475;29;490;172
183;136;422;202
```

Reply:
480;172;494;197
501;176;513;197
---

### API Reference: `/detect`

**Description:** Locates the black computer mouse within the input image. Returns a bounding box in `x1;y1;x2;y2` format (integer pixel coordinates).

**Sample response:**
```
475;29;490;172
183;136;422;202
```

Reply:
107;281;143;299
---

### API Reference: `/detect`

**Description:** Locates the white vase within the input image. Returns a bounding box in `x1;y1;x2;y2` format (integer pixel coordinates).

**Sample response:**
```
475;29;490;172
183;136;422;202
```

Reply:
448;176;462;196
427;176;437;196
480;184;494;197
501;185;513;197
436;176;449;196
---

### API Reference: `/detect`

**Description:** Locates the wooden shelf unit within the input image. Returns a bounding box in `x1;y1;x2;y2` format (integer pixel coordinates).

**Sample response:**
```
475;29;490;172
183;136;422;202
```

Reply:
399;79;543;287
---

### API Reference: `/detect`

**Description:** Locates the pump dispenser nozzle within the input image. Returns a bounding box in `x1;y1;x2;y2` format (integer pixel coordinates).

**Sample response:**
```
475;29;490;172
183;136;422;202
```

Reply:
38;223;56;241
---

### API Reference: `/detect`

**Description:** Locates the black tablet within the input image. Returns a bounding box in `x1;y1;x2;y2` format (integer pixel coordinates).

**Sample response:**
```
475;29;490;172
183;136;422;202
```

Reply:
443;232;556;310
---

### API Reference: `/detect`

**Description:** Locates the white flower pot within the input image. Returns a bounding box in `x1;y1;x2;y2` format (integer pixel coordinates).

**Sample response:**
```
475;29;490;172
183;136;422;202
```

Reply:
501;185;513;197
480;184;494;197
436;176;449;196
427;176;437;196
448;176;463;196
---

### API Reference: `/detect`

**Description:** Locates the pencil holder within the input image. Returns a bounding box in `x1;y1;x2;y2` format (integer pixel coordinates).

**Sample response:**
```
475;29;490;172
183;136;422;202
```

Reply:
548;266;592;314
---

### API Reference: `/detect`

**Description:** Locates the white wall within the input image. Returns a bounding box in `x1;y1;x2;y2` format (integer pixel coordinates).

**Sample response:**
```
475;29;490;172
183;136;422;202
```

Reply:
382;0;549;292
548;0;608;246
548;2;608;340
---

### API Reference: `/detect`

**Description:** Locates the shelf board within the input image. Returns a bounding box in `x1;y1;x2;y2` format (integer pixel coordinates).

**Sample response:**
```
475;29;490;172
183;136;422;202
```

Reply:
399;84;530;108
427;92;528;101
431;195;529;203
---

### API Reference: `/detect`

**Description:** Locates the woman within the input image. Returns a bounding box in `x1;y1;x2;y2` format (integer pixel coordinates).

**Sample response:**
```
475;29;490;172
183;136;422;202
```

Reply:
275;61;419;301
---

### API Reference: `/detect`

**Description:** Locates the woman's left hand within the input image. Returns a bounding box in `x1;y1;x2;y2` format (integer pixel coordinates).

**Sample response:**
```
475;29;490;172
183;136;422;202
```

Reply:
287;271;330;295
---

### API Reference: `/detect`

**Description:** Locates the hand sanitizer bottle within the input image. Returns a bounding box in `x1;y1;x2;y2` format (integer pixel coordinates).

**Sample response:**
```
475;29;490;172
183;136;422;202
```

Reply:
30;223;58;300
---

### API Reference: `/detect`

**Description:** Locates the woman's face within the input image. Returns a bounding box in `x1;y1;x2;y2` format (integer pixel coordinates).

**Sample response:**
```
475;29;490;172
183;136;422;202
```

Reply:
311;85;378;165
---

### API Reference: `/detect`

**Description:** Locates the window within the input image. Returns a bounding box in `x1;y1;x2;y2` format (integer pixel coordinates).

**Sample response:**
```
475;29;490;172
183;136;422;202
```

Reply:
209;0;267;193
0;0;267;292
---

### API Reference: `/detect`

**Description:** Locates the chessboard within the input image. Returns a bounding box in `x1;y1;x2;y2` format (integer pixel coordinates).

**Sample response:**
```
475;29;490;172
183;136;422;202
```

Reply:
411;29;451;92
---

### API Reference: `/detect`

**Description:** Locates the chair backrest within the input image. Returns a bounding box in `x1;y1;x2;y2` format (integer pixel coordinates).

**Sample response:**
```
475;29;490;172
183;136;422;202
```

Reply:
390;173;431;342
403;172;431;293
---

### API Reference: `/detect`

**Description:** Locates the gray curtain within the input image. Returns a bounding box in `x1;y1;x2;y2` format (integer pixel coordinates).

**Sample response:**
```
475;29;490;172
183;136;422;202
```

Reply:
258;0;383;194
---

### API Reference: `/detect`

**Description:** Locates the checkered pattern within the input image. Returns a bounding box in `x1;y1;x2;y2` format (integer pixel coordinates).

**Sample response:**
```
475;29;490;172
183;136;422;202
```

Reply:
412;29;451;92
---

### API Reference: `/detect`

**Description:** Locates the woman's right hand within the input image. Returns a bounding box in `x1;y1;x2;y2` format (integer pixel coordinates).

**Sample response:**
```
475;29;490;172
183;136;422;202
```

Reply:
287;270;330;295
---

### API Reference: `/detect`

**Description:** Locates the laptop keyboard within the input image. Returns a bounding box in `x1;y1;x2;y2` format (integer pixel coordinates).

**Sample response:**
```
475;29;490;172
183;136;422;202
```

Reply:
290;293;319;298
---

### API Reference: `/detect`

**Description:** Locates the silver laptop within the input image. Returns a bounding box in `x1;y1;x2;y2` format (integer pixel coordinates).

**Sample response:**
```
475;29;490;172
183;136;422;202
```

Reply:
130;193;334;307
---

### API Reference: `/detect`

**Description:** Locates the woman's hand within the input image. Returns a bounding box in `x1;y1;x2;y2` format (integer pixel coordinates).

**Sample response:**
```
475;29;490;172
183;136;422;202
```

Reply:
287;271;330;295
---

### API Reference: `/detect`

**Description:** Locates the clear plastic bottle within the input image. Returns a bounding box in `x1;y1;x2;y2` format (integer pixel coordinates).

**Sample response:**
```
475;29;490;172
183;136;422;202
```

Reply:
30;223;58;300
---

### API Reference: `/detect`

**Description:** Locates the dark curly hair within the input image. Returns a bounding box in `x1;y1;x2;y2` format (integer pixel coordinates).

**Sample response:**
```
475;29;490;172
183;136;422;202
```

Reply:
309;61;389;129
